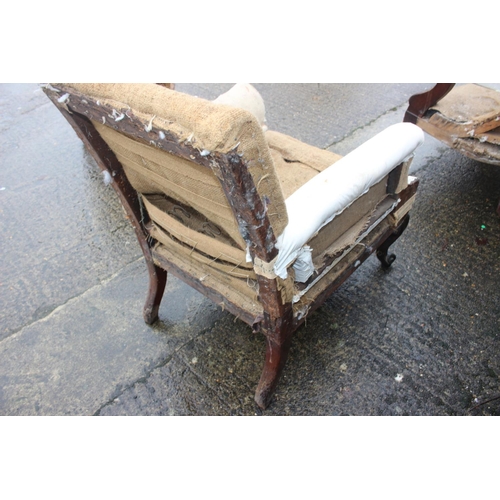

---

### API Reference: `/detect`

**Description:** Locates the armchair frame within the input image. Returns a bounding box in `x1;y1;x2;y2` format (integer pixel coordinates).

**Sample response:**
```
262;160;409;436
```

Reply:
43;84;419;408
405;83;500;214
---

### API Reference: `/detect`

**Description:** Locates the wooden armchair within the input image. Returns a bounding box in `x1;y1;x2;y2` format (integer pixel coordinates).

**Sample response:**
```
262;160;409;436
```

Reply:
405;83;500;214
405;83;500;166
43;83;424;408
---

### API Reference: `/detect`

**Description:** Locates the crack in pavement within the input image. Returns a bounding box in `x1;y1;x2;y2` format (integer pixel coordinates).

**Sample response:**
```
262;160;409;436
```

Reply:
324;104;404;150
0;256;146;343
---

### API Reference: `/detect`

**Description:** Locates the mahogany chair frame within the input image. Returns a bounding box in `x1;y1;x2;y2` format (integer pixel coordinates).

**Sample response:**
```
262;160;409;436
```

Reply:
43;84;417;408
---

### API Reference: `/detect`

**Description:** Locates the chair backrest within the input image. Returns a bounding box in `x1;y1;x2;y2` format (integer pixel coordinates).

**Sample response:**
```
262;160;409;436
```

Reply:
56;83;289;256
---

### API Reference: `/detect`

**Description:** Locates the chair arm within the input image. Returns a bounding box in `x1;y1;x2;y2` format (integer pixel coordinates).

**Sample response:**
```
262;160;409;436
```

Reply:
404;83;455;124
274;122;425;281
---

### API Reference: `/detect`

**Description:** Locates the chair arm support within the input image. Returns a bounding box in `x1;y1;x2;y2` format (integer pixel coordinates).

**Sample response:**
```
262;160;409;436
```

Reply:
404;83;455;123
274;123;425;281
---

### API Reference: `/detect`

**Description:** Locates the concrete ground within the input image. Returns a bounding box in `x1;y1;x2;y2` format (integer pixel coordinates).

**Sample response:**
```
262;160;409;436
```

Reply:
1;83;499;416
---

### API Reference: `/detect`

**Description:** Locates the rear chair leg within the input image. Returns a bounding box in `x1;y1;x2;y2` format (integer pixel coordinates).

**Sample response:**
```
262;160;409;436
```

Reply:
143;263;168;325
45;106;169;325
376;214;410;269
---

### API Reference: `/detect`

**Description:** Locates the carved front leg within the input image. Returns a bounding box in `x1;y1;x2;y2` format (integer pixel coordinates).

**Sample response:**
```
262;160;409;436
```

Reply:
376;214;410;269
254;306;294;409
254;275;294;409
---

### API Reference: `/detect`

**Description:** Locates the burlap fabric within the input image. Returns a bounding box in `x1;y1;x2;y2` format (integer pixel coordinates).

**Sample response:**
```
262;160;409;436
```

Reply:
62;83;289;247
94;121;247;248
265;130;343;198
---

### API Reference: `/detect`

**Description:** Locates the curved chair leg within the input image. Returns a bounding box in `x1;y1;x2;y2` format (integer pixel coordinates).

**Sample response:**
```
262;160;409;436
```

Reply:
255;333;293;409
143;264;168;325
376;214;410;269
254;304;294;409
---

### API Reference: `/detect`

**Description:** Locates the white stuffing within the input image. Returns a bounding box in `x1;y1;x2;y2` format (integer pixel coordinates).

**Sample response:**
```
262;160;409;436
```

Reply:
111;109;125;121
102;170;113;185
291;247;314;283
274;122;425;281
57;93;69;103
41;83;61;93
145;115;156;133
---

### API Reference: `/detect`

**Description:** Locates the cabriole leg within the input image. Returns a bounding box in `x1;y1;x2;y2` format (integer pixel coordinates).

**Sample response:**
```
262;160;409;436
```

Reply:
376;214;410;269
254;308;294;409
143;263;167;325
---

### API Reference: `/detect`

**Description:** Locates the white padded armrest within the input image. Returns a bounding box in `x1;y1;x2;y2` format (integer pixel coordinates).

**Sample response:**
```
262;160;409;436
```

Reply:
274;122;425;281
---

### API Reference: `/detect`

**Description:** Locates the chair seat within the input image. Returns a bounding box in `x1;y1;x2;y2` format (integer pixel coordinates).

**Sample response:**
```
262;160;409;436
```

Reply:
414;84;500;166
266;130;343;198
428;84;500;136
